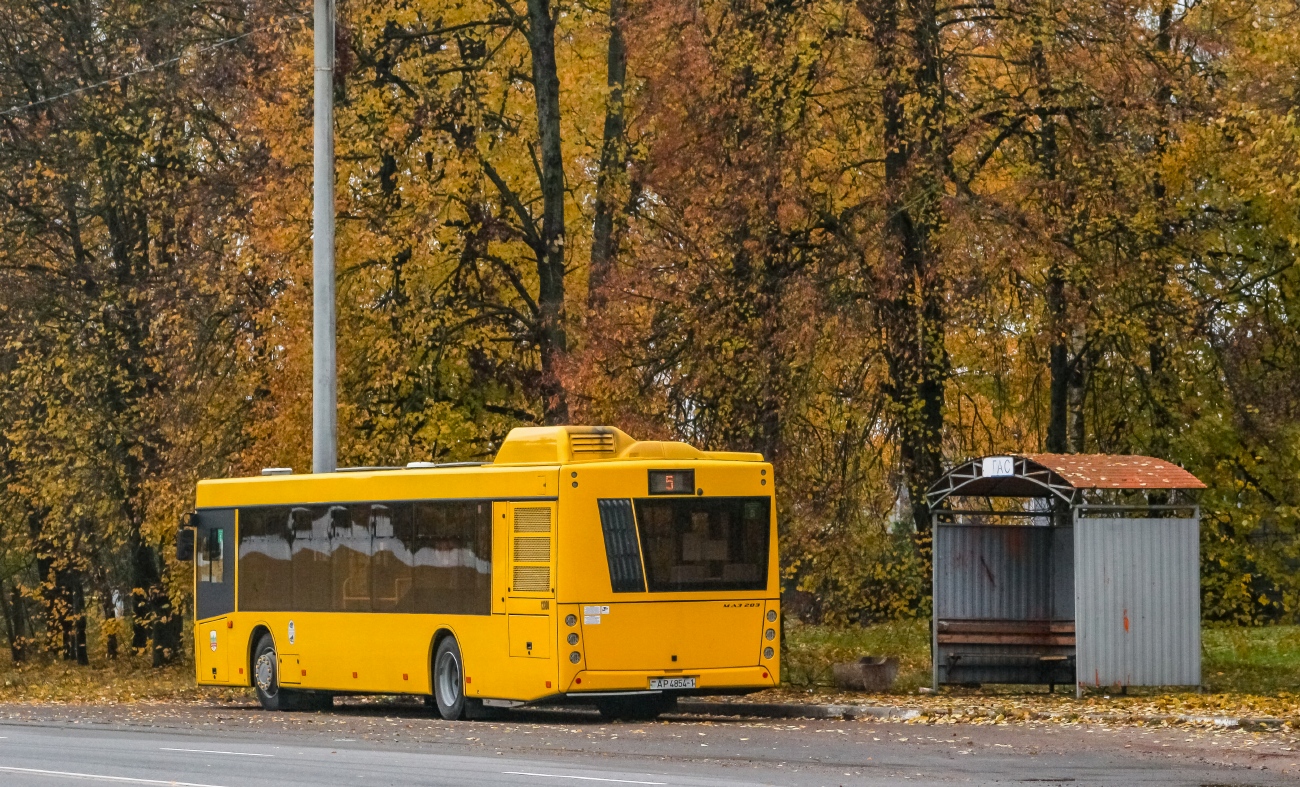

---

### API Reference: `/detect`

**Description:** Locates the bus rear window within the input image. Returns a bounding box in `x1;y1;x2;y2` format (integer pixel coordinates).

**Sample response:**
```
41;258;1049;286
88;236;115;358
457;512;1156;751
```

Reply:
632;497;770;592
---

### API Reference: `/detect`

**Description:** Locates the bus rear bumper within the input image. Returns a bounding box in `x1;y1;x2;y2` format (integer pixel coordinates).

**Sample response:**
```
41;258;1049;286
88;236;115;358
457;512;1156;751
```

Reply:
563;666;776;694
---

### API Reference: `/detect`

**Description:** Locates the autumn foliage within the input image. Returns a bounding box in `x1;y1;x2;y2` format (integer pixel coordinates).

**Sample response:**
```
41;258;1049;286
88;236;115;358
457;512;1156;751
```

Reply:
1;0;1299;663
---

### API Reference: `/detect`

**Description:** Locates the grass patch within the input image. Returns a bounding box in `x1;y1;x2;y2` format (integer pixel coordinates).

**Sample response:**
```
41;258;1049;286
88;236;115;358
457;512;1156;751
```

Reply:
783;620;1300;696
1203;624;1300;694
782;619;929;693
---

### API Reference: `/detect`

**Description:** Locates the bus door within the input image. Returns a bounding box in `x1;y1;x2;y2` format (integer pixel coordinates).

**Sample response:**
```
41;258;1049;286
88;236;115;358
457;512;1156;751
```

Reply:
195;508;235;682
505;502;556;664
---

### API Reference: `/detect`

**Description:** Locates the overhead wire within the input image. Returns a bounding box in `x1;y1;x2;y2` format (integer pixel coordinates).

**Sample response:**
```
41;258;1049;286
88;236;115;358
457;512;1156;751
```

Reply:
0;14;304;118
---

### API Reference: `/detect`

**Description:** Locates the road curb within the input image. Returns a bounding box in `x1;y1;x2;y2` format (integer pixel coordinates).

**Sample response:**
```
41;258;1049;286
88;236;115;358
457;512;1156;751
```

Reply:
673;700;1292;730
674;700;920;720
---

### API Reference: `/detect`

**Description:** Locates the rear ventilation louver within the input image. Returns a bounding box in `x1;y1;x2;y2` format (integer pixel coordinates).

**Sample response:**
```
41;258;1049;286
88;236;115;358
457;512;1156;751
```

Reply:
570;433;616;455
512;507;552;593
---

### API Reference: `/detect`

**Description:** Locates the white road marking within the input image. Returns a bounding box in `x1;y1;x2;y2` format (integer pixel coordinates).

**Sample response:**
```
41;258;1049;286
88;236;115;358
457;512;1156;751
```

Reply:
0;765;227;786
502;772;666;785
159;747;273;757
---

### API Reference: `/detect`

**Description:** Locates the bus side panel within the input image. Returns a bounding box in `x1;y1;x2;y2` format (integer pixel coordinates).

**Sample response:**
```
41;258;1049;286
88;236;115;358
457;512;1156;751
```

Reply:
224;611;561;701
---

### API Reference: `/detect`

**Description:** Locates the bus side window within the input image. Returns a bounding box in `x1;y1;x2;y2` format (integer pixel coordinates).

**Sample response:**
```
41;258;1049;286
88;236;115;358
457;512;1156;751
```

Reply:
412;501;492;616
371;503;413;613
291;507;333;612
332;505;372;612
237;507;292;611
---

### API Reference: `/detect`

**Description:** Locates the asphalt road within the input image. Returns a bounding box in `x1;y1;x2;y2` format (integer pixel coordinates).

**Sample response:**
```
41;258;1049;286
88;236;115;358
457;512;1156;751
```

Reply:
0;700;1295;786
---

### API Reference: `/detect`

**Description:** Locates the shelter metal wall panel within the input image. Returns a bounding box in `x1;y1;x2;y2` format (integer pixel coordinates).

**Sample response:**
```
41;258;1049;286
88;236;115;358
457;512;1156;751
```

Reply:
934;524;1068;621
1074;512;1200;690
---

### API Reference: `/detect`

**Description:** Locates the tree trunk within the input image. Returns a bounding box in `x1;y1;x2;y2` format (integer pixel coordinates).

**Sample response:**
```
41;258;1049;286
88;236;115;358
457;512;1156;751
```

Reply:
1067;327;1088;452
869;0;948;533
588;0;629;311
525;0;569;424
1032;37;1077;456
0;582;26;663
102;593;119;660
1046;264;1069;454
71;581;88;665
130;539;180;664
1146;2;1176;465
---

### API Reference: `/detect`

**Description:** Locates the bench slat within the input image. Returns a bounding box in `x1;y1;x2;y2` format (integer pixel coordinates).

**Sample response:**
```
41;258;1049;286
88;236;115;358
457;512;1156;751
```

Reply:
938;633;1076;646
938;620;1075;635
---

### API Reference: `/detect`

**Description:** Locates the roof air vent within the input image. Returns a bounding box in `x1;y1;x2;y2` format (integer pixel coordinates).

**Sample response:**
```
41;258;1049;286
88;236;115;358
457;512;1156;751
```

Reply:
261;468;293;476
570;433;616;455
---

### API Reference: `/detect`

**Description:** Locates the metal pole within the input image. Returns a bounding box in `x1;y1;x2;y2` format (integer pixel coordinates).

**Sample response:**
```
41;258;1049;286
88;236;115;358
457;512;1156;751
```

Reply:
312;0;337;473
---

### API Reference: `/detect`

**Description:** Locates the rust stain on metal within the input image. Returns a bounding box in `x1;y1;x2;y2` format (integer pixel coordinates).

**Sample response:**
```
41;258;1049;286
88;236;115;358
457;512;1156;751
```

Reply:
1123;609;1129;633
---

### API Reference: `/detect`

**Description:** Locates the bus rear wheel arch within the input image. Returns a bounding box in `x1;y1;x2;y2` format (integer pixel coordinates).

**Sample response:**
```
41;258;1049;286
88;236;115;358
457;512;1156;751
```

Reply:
251;631;331;712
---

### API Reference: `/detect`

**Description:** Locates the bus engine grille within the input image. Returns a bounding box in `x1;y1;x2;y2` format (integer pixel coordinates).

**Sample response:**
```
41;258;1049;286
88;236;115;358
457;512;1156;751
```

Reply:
513;565;550;592
514;507;552;533
514;536;551;562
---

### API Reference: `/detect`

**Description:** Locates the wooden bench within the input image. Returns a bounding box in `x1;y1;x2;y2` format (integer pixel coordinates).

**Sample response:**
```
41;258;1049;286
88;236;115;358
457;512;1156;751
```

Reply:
937;620;1076;688
937;620;1075;647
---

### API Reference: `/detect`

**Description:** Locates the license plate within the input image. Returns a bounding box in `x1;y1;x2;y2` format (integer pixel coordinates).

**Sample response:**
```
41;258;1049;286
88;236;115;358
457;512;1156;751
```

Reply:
649;677;696;690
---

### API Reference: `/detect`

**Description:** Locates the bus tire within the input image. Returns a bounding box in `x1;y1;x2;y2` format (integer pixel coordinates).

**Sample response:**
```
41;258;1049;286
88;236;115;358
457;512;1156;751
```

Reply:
597;694;677;722
432;636;467;721
252;632;288;711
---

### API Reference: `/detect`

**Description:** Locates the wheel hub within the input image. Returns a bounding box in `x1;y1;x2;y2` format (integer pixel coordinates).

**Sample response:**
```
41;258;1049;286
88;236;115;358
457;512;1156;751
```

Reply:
437;652;460;704
254;651;276;694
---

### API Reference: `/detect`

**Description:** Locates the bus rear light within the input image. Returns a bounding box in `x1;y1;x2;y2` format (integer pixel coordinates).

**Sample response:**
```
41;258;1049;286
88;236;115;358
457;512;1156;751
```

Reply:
576;678;582;684
569;651;582;664
764;647;774;659
762;672;768;679
767;610;777;623
567;633;579;646
765;628;775;641
565;614;577;626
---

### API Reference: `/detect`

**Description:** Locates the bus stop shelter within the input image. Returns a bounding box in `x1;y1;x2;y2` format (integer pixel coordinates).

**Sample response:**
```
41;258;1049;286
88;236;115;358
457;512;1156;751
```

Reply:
927;454;1205;696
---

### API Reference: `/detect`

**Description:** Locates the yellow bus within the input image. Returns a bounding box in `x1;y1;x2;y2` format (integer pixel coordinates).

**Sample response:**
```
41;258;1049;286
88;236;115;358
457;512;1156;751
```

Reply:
179;425;779;720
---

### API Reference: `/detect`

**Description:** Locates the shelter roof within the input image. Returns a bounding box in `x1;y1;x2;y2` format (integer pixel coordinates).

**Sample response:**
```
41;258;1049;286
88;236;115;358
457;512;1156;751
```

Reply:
927;453;1204;507
1023;454;1205;491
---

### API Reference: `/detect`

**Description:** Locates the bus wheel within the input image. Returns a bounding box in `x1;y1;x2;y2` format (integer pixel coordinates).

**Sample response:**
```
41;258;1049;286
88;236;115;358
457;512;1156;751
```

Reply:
432;636;467;721
252;632;287;711
597;694;677;722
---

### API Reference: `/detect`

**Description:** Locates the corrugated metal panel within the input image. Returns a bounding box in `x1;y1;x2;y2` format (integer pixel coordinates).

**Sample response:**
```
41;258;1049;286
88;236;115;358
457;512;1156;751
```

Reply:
934;524;1070;621
1074;511;1200;690
1052;524;1075;621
